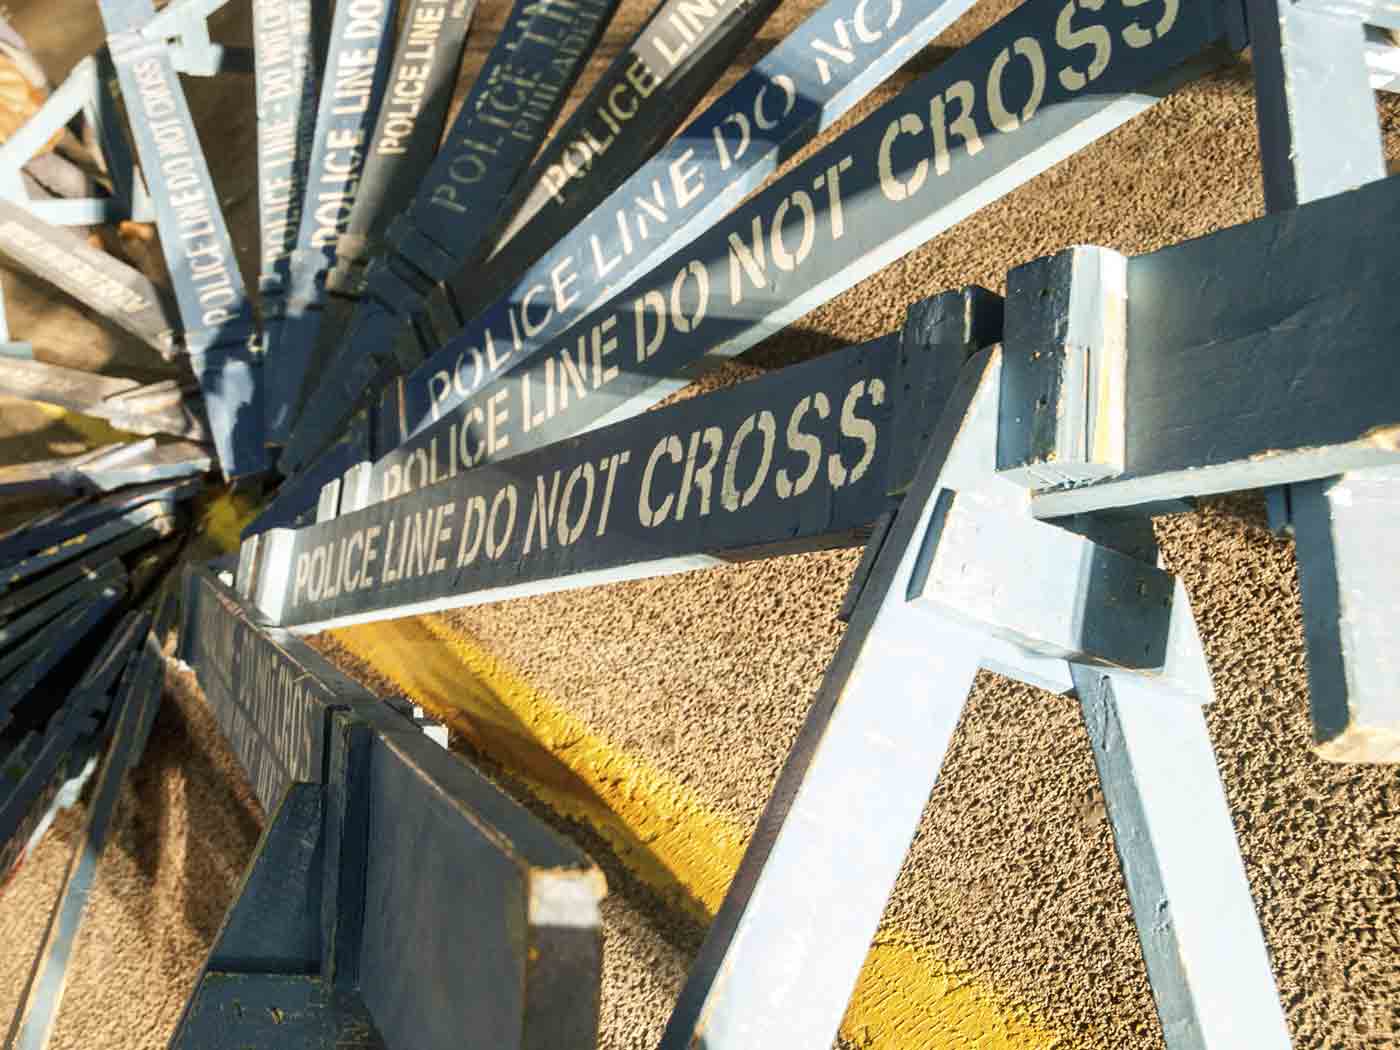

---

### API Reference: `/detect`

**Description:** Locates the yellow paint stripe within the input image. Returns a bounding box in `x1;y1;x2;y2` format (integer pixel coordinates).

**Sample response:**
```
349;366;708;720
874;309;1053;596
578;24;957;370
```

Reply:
27;401;143;448
329;613;1062;1049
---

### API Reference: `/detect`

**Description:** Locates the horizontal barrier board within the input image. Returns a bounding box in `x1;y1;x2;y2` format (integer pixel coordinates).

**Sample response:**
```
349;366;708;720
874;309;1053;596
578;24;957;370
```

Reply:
269;0;616;447
281;0;990;477
355;0;1236;504
448;0;782;321
0;478;198;567
0;199;180;356
279;0;623;452
0;358;207;441
261;0;398;441
182;565;376;811
0;558;126;651
297;0;481;435
0;576;126;731
257;330;975;630
0;501;174;593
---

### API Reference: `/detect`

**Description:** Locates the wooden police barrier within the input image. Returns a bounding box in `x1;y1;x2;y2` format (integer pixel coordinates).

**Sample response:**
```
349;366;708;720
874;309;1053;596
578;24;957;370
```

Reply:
172;566;605;1050
251;288;995;629
100;0;267;478
265;0;619;447
5;591;176;1050
282;0;988;474
271;0;1241;520
251;0;323;351
261;0;400;443
305;0;480;413
0;200;180;357
0;357;208;442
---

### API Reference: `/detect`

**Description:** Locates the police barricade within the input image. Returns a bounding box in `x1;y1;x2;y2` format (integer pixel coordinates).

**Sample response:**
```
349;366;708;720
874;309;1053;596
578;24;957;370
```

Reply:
99;0;267;479
236;170;1400;1048
171;564;605;1050
265;0;622;449
4;588;176;1049
0;357;208;442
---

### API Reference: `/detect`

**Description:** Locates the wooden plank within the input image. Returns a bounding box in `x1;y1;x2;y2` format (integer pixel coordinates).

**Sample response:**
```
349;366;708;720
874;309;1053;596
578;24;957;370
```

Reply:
1074;665;1292;1048
181;563;377;811
0;501;175;593
0;559;126;651
0;573;126;732
1294;0;1400;30
304;0;481;419
1016;176;1400;517
1292;468;1400;761
261;0;400;445
416;0;786;349
0;479;199;566
346;707;604;1050
318;0;1237;512
101;0;267;478
0;200;179;356
289;0;989;476
250;0;323;328
1247;0;1398;764
253;286;995;631
0;357;208;441
5;592;174;1050
271;0;621;456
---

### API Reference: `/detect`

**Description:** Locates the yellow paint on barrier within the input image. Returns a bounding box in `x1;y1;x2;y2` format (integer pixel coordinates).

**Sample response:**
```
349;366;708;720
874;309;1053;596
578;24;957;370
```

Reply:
328;612;1063;1049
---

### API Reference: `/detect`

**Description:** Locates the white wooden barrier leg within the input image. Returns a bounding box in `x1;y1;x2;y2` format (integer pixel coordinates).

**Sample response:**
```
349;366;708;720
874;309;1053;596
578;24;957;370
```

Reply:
1075;664;1293;1050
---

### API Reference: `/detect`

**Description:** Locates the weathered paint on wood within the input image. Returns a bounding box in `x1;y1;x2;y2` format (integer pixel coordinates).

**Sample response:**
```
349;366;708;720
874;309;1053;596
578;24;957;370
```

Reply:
0;479;199;567
320;0;1236;507
261;0;400;445
0;501;174;593
290;0;990;475
306;0;481;406
1020;175;1400;517
0;558;126;651
661;345;1284;1050
1292;0;1400;30
1291;468;1400;761
5;589;176;1050
275;0;621;463
101;0;267;477
0;572;126;732
0;357;208;441
1075;664;1292;1049
250;287;995;631
0;200;180;356
173;576;605;1049
422;0;785;342
0;439;210;502
1247;0;1398;765
252;0;324;321
181;563;377;811
347;706;605;1050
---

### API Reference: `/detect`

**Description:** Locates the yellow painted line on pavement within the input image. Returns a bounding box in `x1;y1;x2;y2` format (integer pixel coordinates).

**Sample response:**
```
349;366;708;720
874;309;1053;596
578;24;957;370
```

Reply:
329;612;1064;1049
